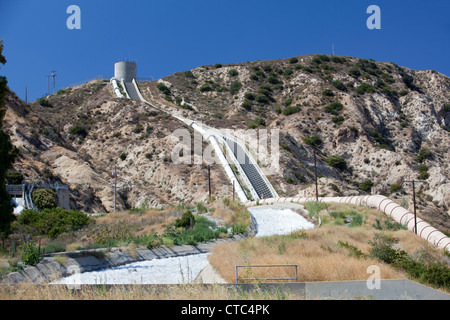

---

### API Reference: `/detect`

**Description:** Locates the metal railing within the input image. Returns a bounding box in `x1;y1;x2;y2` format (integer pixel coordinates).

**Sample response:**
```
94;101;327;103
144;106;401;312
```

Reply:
235;264;298;283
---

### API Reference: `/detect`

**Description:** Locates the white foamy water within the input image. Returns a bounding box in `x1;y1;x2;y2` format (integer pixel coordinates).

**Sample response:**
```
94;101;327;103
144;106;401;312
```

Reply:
52;206;314;285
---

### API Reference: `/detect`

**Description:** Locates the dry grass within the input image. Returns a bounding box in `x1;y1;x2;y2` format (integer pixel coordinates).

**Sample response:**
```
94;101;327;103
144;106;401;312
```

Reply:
208;203;446;284
0;283;302;300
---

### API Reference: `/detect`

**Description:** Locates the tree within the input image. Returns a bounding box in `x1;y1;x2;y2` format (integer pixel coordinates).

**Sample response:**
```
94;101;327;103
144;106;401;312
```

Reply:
0;39;18;243
32;189;57;211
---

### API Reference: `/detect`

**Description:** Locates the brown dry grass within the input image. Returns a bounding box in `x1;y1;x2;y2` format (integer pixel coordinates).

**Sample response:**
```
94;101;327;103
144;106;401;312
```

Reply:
208;203;446;284
0;283;303;300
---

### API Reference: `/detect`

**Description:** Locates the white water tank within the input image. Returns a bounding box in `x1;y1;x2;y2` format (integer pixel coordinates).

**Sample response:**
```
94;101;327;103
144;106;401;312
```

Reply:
114;60;137;82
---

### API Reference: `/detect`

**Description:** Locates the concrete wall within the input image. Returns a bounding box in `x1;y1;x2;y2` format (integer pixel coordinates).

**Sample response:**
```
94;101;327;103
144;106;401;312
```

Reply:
114;61;137;82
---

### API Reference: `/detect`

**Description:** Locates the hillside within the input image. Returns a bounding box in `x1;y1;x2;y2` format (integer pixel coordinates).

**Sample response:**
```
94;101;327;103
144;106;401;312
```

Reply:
3;54;450;233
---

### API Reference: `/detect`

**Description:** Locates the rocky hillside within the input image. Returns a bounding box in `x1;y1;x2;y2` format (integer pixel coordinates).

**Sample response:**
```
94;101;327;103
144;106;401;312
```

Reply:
3;54;450;232
137;54;450;231
3;82;232;212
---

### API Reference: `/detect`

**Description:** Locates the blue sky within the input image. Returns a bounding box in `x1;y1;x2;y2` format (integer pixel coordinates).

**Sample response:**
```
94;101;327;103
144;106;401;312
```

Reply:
0;0;449;102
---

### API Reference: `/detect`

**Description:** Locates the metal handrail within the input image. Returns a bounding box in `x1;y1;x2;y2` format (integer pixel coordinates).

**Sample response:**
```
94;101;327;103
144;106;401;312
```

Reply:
235;264;298;283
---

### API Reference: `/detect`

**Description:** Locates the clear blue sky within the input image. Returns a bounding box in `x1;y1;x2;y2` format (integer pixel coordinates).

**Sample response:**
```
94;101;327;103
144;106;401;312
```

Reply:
1;0;449;102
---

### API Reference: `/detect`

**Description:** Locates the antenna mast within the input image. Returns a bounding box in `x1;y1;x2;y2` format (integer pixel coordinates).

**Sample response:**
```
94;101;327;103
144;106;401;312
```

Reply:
51;70;57;94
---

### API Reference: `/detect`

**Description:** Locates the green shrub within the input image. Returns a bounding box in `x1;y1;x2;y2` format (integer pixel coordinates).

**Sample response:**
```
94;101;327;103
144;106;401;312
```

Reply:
229;80;242;95
418;164;429;180
248;117;266;129
6;171;24;184
326;155;347;170
16;208;91;239
199;83;212;92
324;102;344;115
331;115;344;125
244;93;255;100
369;233;407;264
39;98;51;107
156;83;171;95
255;95;269;104
390;183;402;193
175;210;196;228
332;80;347;91
289;57;298;64
348;68;361;79
228;69;238;77
69;125;87;138
32;189;57;210
369;233;450;290
119;152;127;161
321;89;334;97
416;148;432;163
356;83;373;94
241;100;252;111
303;135;322;147
359;180;374;193
283;105;301;116
19;240;42;266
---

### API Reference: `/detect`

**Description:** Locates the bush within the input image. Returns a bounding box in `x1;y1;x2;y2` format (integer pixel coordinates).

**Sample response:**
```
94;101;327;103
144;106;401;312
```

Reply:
241;100;252;111
322;89;334;97
283;105;301;116
39;98;51;107
332;80;347;91
418;164;429;180
32;189;57;210
303;135;322;147
356;83;373;94
331;115;344;125
369;233;450;290
119;153;127;161
199;84;212;92
390;183;403;193
228;69;239;77
324;102;344;115
17;208;92;239
416;148;432;163
156;83;171;95
19;240;42;266
69;125;87;138
229;80;242;95
6;171;24;184
359;180;374;193
248;118;266;129
326;155;347;170
255;95;269;104
175;211;196;229
289;57;298;64
348;68;361;79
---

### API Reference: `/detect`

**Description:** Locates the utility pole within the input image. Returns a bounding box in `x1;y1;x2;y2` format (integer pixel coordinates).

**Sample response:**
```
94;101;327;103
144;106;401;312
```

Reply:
403;179;425;235
51;71;56;94
207;165;211;198
313;148;319;202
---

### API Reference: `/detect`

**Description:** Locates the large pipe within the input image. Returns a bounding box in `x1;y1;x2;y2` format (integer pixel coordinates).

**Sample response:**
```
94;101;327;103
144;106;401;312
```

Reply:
244;196;450;252
110;78;125;98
